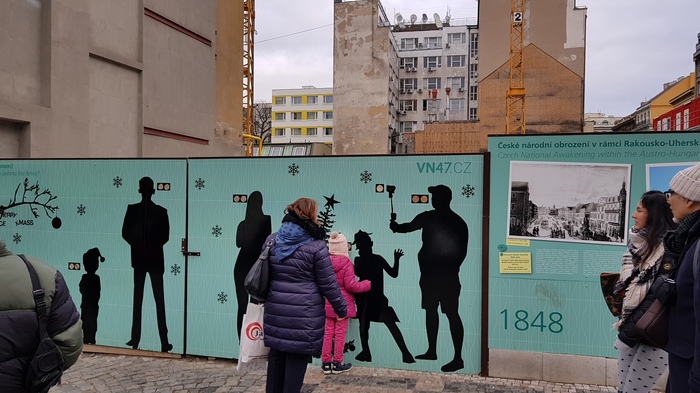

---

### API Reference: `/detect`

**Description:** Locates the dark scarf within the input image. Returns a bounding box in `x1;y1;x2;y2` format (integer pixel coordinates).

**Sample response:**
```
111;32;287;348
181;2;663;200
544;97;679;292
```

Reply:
274;212;326;261
664;210;700;262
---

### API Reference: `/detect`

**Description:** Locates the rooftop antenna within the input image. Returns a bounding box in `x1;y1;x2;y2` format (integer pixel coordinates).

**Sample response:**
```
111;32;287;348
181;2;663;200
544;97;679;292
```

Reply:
410;14;417;25
444;9;451;25
421;13;428;24
434;13;442;28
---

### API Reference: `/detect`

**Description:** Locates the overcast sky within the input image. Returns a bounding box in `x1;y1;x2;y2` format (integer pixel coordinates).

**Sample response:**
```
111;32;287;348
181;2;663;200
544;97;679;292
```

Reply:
254;0;699;117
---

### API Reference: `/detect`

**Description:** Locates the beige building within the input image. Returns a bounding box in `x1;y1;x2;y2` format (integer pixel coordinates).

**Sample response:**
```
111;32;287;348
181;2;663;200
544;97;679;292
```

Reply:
271;86;334;145
334;0;587;154
0;0;246;158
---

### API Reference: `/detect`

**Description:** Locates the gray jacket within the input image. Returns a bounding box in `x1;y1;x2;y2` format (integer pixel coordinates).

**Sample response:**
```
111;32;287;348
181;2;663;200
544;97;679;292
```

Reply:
0;240;83;391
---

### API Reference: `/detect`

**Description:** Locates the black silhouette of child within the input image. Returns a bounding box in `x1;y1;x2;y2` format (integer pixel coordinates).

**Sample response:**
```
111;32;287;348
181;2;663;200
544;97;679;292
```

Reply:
352;230;414;364
234;191;271;337
389;184;468;372
79;247;105;345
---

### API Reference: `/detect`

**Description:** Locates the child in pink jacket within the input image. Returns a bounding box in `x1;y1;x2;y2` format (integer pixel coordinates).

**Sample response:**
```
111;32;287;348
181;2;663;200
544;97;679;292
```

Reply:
321;231;371;374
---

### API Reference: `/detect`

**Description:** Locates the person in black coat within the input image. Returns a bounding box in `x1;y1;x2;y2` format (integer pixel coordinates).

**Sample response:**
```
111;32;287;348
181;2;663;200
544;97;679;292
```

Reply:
122;177;172;352
664;163;700;393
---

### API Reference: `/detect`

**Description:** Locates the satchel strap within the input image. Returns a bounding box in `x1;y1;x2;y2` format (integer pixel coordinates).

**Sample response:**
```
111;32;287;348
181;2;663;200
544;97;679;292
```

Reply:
18;254;49;340
693;239;700;282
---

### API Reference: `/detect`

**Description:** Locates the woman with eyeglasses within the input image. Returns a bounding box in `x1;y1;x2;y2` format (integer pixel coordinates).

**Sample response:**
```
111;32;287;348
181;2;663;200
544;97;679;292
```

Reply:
663;163;700;393
614;190;676;393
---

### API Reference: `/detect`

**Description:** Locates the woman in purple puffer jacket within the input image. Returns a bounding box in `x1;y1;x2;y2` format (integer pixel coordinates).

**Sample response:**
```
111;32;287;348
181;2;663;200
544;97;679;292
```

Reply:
263;198;347;393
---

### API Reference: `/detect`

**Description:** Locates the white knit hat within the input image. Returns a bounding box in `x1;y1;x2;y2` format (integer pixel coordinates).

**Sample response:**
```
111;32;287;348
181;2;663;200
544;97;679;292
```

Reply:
328;231;349;257
670;163;700;202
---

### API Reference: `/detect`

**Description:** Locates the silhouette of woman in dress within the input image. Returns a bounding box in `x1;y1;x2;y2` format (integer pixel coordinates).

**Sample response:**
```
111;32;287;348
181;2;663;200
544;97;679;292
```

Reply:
234;191;271;337
352;230;414;364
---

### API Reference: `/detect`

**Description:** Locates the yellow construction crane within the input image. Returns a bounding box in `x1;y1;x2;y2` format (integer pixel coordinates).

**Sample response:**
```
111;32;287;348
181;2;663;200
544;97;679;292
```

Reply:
506;0;526;134
242;0;262;156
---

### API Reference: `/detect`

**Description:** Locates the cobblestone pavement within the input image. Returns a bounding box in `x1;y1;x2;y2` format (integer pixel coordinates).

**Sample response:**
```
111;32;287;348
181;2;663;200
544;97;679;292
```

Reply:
51;352;621;393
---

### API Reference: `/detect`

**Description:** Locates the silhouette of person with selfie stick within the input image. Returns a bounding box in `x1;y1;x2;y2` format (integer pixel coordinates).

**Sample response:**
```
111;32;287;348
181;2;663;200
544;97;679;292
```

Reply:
234;191;271;337
123;177;172;352
389;184;468;372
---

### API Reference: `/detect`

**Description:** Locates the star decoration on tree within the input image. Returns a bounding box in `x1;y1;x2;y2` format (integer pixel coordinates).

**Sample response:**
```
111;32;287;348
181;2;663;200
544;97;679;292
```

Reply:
324;194;340;210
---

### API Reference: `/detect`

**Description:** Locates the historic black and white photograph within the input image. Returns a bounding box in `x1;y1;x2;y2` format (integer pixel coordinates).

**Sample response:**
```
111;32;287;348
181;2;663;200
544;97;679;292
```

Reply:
507;161;631;245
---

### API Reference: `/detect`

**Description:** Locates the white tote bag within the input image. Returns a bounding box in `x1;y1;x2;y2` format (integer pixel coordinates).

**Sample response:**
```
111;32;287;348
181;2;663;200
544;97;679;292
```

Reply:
237;303;269;372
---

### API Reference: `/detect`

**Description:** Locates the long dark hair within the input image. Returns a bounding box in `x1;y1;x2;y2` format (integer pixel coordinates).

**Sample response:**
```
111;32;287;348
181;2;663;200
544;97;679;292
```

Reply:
639;190;676;258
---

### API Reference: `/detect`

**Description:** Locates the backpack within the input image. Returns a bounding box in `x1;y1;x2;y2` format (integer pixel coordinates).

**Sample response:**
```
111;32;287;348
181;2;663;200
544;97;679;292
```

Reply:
19;254;66;393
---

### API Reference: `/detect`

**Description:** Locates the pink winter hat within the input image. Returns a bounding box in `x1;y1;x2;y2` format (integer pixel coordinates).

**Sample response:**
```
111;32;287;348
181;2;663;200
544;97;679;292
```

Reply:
328;231;349;257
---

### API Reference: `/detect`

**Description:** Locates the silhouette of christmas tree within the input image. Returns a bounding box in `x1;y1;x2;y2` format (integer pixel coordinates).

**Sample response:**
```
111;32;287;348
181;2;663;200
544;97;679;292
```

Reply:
318;194;340;240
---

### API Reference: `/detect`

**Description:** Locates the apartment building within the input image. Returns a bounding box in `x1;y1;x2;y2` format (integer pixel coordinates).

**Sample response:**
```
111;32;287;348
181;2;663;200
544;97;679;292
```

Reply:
271;86;334;145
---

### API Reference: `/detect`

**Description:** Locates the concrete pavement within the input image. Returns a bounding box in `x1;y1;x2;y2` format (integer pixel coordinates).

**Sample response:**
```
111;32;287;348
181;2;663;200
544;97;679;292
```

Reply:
51;351;624;393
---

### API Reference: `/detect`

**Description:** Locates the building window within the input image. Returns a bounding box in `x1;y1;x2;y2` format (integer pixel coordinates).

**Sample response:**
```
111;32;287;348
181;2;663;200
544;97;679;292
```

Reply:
469;107;478;120
323;95;333;104
423;56;442;69
323;111;333;120
401;38;418;50
324;127;333;136
656;120;661;130
291;112;302;120
448;32;466;44
270;146;283;156
400;78;418;90
307;127;318;136
449;98;465;111
661;118;670;131
684;109;690;129
470;63;478;79
400;57;418;68
291;128;302;136
307;96;317;104
470;33;479;57
422;99;441;111
424;36;442;49
400;100;417;111
273;128;285;136
469;86;478;101
292;146;307;156
274;97;286;105
274;112;286;120
307;111;317;120
291;96;302;105
676;113;682;130
400;121;415;132
424;78;442;90
447;55;465;67
447;77;465;89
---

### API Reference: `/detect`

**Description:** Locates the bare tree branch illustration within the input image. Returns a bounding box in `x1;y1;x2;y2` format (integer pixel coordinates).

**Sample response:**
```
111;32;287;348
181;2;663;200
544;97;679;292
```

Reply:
1;178;59;218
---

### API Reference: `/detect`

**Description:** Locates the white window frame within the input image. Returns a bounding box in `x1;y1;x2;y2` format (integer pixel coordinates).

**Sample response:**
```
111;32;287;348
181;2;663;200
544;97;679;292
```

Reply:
399;100;417;111
423;56;442;69
468;107;478;120
307;111;317;120
469;86;478;101
307;127;318;136
401;38;418;50
324;127;333;136
400;57;418;68
675;113;682;130
400;78;418;90
424;36;442;49
448;32;466;44
291;112;302;120
291;127;302;136
470;63;478;79
323;96;333;104
449;98;465;111
424;78;442;90
273;128;285;136
274;112;286;121
470;33;479;57
291;96;302;105
323;111;333;120
447;55;465;67
270;146;284;156
422;99;441;111
684;109;690;129
400;121;415;133
446;77;465;89
274;97;286;105
307;96;317;104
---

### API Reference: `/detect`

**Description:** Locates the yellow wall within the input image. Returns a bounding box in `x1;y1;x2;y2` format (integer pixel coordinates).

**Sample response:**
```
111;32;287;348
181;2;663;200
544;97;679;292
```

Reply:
649;73;696;120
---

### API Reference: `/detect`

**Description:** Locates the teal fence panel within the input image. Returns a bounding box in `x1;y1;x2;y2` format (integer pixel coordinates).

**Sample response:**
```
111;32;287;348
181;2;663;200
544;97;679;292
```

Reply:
187;154;485;373
0;159;187;354
487;131;700;358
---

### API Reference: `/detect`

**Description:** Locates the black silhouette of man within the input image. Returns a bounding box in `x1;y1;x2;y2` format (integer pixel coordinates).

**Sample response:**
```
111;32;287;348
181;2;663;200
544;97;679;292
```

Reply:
389;184;468;372
234;191;271;337
122;177;172;352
